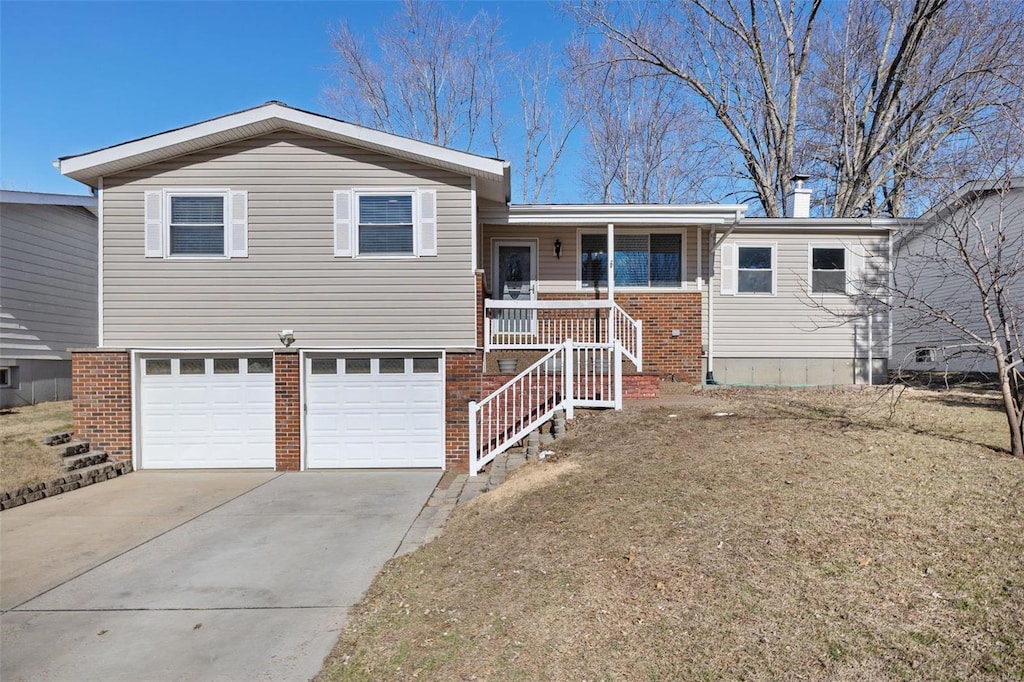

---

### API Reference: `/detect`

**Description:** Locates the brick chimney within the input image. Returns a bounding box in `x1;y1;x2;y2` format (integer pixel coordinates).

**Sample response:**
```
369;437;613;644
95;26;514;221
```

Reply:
785;174;812;218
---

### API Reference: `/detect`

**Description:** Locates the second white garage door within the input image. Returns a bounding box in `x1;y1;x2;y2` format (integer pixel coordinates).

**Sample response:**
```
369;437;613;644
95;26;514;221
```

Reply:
305;355;444;468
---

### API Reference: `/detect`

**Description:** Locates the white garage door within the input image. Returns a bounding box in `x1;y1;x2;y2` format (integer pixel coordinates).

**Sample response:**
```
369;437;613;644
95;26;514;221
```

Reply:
305;355;444;468
140;356;275;469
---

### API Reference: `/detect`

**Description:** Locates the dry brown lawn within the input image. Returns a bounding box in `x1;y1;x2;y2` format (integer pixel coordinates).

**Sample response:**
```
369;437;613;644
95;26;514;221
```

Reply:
0;401;72;492
319;386;1023;681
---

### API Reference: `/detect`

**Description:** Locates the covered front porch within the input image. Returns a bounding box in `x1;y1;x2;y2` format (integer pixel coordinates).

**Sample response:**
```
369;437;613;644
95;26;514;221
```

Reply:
476;203;745;380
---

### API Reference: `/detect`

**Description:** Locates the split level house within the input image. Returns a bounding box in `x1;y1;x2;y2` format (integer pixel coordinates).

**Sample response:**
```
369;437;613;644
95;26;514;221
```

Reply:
1;190;98;408
57;102;901;475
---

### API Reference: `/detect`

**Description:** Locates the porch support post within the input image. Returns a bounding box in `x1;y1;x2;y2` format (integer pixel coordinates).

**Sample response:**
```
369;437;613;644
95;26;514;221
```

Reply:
614;340;623;410
606;223;615;303
564;339;574;420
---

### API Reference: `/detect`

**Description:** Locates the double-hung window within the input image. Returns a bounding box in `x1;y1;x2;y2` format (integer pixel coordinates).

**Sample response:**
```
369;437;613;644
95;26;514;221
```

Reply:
736;245;774;294
580;233;682;288
168;194;227;257
357;193;415;256
810;246;847;294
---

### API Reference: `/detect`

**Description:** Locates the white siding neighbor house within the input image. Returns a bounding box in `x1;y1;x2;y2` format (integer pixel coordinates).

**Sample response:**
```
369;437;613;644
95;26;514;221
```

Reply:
0;191;98;407
57;102;902;475
892;178;1024;374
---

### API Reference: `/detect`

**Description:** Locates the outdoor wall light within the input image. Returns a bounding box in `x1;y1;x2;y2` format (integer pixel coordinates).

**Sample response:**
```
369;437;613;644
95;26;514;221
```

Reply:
554;238;562;259
278;329;295;348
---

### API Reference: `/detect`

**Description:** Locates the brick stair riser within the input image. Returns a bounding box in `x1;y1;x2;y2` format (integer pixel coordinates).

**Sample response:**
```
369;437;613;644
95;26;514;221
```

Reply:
62;452;109;472
58;442;90;458
43;432;73;446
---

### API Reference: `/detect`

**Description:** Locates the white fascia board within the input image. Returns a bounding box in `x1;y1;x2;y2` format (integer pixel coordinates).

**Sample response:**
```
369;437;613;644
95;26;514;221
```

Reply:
58;103;509;186
736;217;908;232
487;203;749;225
0;190;97;209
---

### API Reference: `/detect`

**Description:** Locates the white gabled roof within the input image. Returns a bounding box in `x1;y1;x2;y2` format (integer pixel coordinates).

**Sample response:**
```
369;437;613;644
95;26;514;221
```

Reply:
57;102;512;202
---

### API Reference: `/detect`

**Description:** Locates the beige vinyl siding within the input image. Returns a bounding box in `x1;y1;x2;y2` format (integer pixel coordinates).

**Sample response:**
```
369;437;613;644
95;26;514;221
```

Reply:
480;225;702;294
707;230;889;359
102;131;475;348
0;203;98;360
892;187;1024;372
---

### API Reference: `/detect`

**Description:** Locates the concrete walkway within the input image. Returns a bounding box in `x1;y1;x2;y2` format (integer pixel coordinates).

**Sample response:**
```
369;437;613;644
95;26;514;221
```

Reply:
0;470;440;682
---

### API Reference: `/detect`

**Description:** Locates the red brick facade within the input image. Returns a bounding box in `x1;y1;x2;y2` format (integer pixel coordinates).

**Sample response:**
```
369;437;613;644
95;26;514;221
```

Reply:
274;351;301;471
445;351;484;472
534;291;703;382
72;350;132;462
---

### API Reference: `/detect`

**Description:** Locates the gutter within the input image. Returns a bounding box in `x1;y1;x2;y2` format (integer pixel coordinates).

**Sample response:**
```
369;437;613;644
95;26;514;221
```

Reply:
705;209;743;385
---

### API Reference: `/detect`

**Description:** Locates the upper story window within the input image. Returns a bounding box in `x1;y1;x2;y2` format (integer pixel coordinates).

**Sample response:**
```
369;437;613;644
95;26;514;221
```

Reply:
811;246;847;294
334;188;437;259
358;194;414;256
144;189;247;260
737;245;774;294
580;233;682;288
169;194;226;256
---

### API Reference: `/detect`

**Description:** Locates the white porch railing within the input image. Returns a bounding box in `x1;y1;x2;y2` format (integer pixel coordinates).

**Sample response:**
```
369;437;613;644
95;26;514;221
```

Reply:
469;339;623;475
484;300;643;371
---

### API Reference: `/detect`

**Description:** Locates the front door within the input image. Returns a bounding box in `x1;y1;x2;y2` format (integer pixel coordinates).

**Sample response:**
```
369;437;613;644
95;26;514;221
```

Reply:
493;240;537;337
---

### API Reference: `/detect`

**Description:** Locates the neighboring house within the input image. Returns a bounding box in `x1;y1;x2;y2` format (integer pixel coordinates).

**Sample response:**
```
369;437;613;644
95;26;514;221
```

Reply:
892;178;1024;374
0;190;98;408
57;102;900;474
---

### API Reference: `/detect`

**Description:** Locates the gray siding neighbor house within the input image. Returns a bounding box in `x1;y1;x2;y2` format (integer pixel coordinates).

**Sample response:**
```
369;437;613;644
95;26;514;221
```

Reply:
0;191;98;408
892;178;1024;374
57;102;902;475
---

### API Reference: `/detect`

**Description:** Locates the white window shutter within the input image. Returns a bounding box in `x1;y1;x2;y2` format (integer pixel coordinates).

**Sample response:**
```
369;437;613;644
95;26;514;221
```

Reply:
719;243;737;295
418;189;437;256
228;190;248;258
144;191;163;257
334;190;353;257
847;245;866;295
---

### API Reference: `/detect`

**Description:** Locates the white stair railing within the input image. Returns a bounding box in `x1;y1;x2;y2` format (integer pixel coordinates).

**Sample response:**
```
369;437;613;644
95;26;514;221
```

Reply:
469;340;624;475
485;300;643;370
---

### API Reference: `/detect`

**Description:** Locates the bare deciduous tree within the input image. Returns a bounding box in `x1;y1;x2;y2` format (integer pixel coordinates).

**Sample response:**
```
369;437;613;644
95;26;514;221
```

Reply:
512;45;581;203
326;0;503;155
569;0;1024;217
568;44;712;203
888;163;1024;457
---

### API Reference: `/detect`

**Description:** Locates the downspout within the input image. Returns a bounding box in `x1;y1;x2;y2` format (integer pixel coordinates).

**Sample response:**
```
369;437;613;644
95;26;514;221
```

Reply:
705;210;743;385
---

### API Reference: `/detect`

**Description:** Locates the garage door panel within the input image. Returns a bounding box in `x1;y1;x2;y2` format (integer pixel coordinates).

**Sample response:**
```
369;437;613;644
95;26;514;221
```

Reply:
306;355;443;469
140;356;275;469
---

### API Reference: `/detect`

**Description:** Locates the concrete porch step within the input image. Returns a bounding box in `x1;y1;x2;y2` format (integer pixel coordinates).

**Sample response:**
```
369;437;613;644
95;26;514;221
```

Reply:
42;432;74;446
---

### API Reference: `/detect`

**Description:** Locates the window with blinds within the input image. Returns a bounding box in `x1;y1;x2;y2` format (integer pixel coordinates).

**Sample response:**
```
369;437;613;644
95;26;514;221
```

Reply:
358;194;414;255
169;195;225;256
580;233;682;287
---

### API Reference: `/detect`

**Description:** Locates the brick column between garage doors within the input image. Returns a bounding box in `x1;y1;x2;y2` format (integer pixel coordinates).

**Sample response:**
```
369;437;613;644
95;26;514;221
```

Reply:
72;349;132;462
274;350;301;471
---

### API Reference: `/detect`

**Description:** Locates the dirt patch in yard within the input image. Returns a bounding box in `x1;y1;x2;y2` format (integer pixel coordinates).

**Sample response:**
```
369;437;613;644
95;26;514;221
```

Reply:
0;401;72;492
318;387;1023;681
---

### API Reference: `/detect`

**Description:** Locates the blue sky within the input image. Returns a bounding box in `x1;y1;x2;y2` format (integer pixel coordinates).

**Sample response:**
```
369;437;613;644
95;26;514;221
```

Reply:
1;1;575;197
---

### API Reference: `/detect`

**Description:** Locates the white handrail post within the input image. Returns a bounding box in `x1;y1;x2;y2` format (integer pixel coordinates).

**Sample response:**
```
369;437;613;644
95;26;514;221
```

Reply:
635;319;643;373
483;314;491;353
614;340;623;410
564;339;574;420
468;400;479;476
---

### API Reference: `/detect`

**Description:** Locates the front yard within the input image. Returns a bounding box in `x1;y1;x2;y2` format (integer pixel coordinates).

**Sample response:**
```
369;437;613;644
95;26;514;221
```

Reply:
0;401;72;492
319;385;1023;680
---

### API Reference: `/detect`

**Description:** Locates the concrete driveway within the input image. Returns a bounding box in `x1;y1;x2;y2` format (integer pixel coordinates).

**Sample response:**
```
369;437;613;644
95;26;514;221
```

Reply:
0;470;441;681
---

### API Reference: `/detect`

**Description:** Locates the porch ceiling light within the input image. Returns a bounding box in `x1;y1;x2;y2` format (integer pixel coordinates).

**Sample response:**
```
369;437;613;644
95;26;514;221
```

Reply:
554;238;562;259
279;329;295;348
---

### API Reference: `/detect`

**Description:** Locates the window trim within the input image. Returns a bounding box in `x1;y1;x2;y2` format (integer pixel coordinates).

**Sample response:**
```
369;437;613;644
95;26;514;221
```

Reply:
575;227;687;290
0;366;12;388
164;188;230;260
353;188;420;259
734;242;777;296
807;243;849;297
